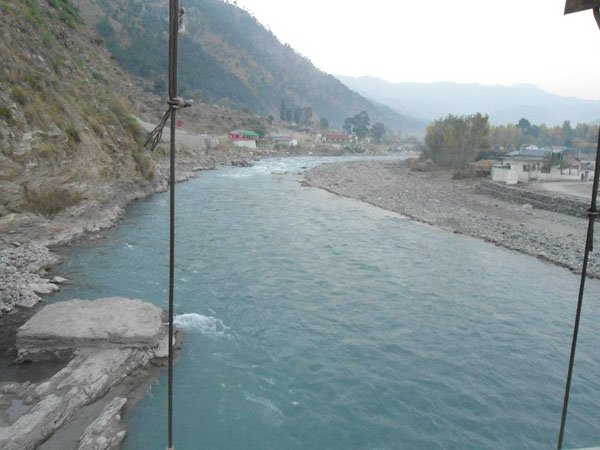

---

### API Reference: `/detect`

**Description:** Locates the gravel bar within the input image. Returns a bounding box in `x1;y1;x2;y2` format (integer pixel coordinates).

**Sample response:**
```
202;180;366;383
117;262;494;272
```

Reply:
304;160;600;278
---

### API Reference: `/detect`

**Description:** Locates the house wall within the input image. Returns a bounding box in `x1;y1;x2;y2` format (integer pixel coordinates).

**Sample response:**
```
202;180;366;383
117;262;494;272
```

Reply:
491;166;509;183
491;164;521;184
536;173;581;182
528;167;581;182
507;170;520;185
496;159;582;183
232;140;257;149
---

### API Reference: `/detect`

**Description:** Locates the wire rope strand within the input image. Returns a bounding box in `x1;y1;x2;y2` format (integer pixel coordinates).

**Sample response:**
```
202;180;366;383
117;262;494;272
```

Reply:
167;0;180;449
557;123;600;450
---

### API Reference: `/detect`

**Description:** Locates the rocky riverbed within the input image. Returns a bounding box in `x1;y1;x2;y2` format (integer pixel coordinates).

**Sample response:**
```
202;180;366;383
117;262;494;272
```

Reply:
304;160;600;277
0;297;173;450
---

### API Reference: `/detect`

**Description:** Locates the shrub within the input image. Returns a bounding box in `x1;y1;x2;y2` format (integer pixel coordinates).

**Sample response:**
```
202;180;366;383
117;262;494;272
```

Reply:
24;97;50;128
125;115;147;146
453;159;495;179
0;106;12;122
24;185;83;217
405;157;436;172
132;150;155;180
48;0;81;29
11;86;27;105
24;73;42;91
65;125;81;145
47;103;67;130
35;144;61;162
42;30;56;48
51;57;65;73
88;117;103;136
25;6;43;27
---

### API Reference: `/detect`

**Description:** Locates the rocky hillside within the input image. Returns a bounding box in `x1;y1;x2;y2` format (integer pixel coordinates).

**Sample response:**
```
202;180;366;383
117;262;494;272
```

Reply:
0;0;253;228
77;0;425;135
0;0;156;219
0;0;275;314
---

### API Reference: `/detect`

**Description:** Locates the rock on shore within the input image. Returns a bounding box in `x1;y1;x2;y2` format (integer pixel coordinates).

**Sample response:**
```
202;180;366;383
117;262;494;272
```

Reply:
17;297;166;361
0;297;171;450
304;160;599;277
0;243;61;313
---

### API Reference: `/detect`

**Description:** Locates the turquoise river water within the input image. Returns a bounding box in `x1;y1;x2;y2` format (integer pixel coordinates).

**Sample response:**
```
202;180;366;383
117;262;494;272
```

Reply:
49;156;600;449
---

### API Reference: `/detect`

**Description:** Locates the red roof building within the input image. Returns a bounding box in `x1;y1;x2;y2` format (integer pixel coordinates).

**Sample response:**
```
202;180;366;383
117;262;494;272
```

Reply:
322;132;351;143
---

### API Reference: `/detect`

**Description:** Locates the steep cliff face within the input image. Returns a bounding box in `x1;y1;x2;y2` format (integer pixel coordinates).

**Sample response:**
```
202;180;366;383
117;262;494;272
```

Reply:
0;0;158;220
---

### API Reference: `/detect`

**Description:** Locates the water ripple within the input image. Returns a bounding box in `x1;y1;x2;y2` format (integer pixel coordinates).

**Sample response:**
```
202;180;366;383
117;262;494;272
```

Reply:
50;157;600;450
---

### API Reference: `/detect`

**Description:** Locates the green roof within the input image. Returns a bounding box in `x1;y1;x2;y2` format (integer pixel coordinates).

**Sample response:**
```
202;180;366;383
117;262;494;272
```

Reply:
233;129;259;138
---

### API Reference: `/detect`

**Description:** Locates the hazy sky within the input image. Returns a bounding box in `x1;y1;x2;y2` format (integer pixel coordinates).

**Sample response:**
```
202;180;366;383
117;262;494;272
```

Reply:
234;0;600;100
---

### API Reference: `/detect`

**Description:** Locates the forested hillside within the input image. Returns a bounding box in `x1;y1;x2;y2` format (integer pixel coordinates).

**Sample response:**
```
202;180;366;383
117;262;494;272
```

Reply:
78;0;425;135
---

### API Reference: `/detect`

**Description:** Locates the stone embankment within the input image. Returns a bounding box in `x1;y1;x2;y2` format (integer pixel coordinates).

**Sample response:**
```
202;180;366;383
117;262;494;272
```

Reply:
478;180;589;218
0;297;171;450
304;160;600;277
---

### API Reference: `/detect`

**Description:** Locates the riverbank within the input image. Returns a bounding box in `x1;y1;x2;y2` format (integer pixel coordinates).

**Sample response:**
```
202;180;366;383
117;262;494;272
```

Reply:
0;131;205;449
0;138;401;316
304;160;599;277
0;137;265;448
0;297;177;450
0;134;403;448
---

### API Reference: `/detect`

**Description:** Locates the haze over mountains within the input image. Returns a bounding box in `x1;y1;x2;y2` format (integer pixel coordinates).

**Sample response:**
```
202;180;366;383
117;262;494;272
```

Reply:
337;75;600;126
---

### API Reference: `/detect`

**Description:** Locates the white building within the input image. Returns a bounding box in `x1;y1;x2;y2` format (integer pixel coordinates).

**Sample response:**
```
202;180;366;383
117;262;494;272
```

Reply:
491;147;581;185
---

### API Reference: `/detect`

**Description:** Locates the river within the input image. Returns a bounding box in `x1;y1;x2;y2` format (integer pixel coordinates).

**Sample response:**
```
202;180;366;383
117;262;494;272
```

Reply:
51;156;600;449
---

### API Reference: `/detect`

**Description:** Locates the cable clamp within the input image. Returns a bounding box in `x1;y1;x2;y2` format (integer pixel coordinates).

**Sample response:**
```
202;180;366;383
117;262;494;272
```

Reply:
167;97;193;109
587;208;599;218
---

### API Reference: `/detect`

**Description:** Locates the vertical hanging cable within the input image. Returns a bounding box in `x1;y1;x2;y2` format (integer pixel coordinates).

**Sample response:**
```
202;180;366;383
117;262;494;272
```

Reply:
165;1;190;449
557;10;600;450
145;9;191;449
557;124;600;450
167;1;178;448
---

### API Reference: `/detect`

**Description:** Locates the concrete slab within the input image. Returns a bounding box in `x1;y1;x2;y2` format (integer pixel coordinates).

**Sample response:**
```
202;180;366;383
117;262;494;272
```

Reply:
17;297;165;361
2;296;172;450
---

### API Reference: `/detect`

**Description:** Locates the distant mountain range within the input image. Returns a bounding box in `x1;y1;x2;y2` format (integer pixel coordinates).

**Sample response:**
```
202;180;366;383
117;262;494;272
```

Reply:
78;0;426;136
337;76;600;126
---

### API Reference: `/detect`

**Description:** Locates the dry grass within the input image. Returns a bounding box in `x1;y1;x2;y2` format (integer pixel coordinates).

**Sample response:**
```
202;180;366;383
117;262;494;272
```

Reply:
24;185;83;217
0;106;12;122
132;149;155;180
124;115;147;146
453;160;495;180
11;86;27;105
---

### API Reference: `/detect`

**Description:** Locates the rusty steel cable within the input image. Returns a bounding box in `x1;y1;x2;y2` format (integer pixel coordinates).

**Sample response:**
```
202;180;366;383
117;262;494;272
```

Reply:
165;1;190;449
557;10;600;446
167;0;177;447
